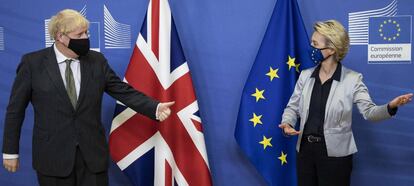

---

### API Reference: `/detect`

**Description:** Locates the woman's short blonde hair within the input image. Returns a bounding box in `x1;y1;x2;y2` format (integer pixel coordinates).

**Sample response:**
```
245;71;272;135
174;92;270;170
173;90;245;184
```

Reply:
48;9;89;40
313;20;349;62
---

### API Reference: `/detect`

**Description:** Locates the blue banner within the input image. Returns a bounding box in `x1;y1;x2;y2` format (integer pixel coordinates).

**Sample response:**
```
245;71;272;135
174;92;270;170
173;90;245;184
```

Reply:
0;0;413;185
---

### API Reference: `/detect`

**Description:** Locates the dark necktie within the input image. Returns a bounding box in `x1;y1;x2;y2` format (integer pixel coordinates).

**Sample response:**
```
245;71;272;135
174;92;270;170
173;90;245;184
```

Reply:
64;59;77;109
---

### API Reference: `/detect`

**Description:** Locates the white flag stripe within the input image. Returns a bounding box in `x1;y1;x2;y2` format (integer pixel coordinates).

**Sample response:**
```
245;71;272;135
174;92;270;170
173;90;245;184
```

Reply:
110;107;136;133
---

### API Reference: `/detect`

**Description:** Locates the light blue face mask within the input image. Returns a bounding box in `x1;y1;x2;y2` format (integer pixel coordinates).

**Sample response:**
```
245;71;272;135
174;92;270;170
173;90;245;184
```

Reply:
309;46;330;64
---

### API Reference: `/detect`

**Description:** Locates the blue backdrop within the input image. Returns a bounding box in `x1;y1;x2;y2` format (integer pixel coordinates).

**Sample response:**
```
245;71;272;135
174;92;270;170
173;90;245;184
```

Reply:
0;0;413;185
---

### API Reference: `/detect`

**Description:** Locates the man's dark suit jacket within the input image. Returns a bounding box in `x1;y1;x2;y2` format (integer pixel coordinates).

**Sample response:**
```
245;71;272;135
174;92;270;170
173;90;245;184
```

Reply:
2;46;159;177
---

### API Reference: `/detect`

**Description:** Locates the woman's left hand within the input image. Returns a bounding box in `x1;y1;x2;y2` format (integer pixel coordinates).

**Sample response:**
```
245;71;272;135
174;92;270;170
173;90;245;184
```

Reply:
389;93;413;109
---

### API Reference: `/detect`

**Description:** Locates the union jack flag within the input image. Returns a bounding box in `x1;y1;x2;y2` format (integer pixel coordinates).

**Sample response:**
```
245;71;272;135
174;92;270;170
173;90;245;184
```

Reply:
108;0;212;185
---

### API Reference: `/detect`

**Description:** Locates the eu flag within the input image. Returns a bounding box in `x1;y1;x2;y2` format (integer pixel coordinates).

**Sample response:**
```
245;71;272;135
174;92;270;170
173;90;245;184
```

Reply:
369;16;411;44
235;0;314;185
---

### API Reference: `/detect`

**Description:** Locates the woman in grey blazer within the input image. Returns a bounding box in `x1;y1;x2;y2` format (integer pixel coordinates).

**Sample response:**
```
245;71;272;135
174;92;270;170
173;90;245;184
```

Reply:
278;20;412;186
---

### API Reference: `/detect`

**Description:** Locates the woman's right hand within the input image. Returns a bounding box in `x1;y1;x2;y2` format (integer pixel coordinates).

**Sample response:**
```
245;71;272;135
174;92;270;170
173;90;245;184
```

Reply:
278;123;300;136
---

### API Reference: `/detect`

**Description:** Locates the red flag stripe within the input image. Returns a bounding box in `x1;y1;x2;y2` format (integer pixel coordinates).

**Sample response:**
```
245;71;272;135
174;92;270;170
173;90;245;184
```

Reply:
191;118;203;132
151;0;160;59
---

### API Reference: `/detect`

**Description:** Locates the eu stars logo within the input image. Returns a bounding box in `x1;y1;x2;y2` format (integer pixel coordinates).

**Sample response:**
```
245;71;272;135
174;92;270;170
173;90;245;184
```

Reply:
378;19;401;41
368;16;412;64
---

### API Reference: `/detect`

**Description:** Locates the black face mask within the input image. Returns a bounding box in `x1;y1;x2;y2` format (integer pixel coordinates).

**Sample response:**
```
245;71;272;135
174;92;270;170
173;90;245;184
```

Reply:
67;38;90;56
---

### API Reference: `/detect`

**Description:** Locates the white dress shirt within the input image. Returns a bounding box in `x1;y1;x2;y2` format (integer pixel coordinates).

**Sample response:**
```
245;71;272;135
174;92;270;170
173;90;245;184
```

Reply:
55;44;81;98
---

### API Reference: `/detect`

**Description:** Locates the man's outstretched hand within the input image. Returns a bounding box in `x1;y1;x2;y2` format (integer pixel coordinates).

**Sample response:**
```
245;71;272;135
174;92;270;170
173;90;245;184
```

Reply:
157;101;175;121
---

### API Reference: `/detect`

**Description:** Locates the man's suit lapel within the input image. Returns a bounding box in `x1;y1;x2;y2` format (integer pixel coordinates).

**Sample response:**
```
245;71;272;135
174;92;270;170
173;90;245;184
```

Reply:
76;56;90;110
44;47;75;111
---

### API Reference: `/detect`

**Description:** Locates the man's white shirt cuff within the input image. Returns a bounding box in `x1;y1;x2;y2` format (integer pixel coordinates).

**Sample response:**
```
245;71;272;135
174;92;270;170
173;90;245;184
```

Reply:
3;154;19;159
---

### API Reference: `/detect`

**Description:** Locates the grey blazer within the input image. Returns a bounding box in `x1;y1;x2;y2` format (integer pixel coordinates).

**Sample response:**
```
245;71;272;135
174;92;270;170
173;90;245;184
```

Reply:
282;65;392;157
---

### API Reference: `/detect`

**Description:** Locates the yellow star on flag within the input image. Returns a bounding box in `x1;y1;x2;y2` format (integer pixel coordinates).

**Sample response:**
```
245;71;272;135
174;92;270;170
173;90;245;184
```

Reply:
266;67;279;81
295;63;300;73
249;113;263;127
251;88;265;102
278;151;288;165
259;135;273;149
286;55;298;71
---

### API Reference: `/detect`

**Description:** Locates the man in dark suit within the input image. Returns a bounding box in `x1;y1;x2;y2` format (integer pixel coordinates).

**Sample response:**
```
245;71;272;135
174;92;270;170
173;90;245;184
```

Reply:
2;9;174;186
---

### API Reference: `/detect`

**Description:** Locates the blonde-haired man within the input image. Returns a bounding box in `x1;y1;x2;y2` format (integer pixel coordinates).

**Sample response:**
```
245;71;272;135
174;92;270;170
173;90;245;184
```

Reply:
2;9;174;186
